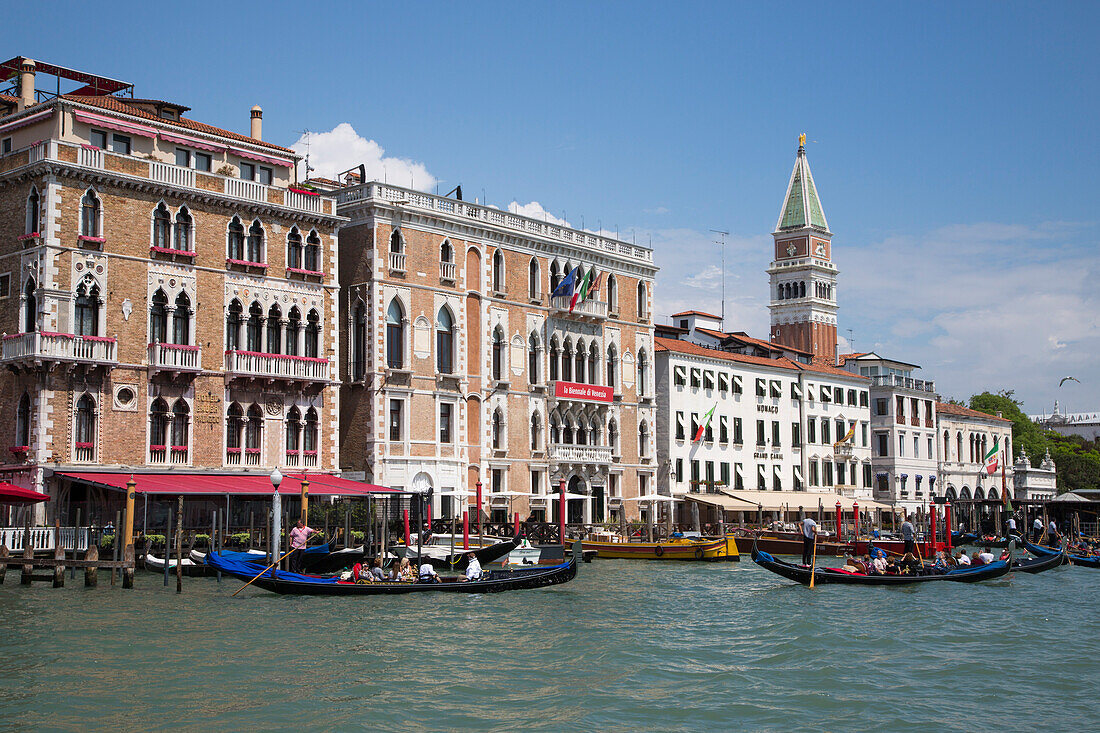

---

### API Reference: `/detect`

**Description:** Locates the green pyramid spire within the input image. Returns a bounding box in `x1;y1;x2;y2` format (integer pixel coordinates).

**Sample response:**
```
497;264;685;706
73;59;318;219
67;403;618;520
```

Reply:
775;141;829;233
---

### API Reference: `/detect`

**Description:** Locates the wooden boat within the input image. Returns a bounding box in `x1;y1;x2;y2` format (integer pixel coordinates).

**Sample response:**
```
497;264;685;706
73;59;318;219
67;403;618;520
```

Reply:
582;535;736;560
144;552;208;576
1015;540;1068;574
205;542;580;595
750;544;1012;585
734;531;849;557
190;548;266;564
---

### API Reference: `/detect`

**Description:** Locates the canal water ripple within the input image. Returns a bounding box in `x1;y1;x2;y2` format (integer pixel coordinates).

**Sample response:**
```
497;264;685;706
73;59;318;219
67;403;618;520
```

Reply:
1;558;1097;731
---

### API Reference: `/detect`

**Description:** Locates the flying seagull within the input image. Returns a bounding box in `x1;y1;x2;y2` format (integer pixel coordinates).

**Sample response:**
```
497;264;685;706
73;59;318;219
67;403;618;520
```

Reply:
1059;376;1080;387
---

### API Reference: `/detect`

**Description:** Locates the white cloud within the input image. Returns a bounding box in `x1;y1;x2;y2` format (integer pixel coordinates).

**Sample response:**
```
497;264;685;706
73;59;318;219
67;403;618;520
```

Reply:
507;201;571;227
645;206;671;215
289;123;437;191
839;221;1100;411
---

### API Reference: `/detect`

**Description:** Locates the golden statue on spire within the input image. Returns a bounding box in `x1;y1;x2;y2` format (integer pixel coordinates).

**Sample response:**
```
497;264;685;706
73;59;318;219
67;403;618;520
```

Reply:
799;133;806;148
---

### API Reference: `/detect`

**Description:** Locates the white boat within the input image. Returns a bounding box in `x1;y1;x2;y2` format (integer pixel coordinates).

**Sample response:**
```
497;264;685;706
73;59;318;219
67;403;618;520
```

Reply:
144;552;207;576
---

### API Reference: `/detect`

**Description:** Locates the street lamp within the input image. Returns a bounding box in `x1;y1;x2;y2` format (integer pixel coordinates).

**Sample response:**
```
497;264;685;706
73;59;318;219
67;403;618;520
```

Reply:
271;468;283;562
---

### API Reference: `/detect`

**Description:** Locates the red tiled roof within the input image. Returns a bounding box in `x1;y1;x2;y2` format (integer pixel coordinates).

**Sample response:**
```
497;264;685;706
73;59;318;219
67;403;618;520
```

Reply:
935;402;1012;423
654;336;867;381
62;95;297;155
839;352;869;361
0;93;18;105
694;326;732;341
670;310;721;319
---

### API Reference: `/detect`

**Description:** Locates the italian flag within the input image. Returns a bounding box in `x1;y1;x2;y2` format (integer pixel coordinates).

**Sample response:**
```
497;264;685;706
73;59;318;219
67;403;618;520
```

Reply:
983;439;999;475
694;404;717;443
570;269;593;312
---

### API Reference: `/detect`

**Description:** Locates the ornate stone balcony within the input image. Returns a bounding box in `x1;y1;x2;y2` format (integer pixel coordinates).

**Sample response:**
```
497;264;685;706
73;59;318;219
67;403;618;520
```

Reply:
550;294;607;320
148;342;202;375
1;331;117;371
224;349;330;385
548;444;613;466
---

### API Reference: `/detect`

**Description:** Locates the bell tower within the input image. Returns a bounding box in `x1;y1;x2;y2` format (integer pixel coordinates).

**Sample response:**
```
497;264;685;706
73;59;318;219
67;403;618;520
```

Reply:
767;135;838;364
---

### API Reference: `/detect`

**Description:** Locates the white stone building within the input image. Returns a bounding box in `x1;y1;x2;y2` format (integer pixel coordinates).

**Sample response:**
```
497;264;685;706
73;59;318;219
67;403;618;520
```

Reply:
841;352;939;514
1013;448;1057;501
1029;402;1100;442
654;323;873;520
935;402;1014;503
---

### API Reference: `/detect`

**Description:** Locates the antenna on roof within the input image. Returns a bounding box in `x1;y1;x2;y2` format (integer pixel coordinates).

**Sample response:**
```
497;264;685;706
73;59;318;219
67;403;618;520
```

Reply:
299;129;314;179
847;328;854;354
711;229;729;330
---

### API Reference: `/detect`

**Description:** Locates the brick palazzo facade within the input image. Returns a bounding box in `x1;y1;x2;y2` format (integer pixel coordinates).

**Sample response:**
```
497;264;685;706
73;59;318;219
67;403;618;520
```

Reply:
0;58;342;521
327;179;659;523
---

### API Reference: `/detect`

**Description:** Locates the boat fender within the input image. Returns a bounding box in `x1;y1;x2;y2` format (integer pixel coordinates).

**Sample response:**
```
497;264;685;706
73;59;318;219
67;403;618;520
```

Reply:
654;545;664;557
694;547;704;560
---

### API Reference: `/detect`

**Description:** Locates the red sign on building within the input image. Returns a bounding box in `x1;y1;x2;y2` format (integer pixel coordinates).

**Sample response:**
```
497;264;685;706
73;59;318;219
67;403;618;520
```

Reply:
553;381;614;403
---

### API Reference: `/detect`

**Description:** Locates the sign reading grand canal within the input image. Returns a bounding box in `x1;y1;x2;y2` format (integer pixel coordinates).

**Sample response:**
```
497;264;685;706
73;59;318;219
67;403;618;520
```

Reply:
554;381;614;403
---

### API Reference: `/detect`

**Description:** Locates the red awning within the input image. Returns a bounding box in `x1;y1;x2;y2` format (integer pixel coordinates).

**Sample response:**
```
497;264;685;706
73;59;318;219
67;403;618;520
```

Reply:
0;481;50;505
55;472;397;497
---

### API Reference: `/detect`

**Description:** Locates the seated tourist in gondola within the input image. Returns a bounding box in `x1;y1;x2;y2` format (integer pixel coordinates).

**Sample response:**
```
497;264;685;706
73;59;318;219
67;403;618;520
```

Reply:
955;551;971;566
462;552;483;582
978;550;996;565
871;553;887;575
932;551;949;573
418;562;441;584
393;558;414;582
899;553;921;575
867;540;887;561
884;557;899;575
369;557;387;581
841;556;862;573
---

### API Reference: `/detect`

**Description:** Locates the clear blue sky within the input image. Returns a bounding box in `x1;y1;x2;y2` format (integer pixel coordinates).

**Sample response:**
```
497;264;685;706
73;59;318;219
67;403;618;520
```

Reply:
12;1;1100;414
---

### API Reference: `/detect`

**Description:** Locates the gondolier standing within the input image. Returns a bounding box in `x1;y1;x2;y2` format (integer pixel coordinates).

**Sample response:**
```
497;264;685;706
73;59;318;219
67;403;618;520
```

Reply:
1032;517;1043;543
901;515;916;556
288;520;316;573
800;515;819;566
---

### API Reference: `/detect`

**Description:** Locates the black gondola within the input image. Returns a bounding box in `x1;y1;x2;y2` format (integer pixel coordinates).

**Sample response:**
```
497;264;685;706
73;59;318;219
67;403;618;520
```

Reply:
1015;539;1068;574
206;541;579;595
750;543;1012;585
400;537;520;570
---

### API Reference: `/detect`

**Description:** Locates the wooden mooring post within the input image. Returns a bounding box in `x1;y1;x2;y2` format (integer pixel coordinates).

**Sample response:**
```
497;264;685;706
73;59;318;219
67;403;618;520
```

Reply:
21;514;32;585
85;544;98;587
0;544;8;584
52;519;64;588
175;497;183;594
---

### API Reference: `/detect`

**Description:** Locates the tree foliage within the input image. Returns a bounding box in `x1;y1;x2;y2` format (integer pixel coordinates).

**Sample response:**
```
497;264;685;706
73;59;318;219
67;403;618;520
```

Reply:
967;391;1100;492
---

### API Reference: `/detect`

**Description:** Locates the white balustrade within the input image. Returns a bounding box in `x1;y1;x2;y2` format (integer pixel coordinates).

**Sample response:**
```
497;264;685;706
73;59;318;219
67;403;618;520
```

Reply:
389;252;406;273
149;446;168;464
550;295;608;319
150;161;195;188
285;189;322;213
170;447;189;465
225;449;242;466
548;444;613;464
0;526;90;552
29;141;50;163
1;331;117;364
224;350;330;381
303;452;318;468
224;177;267;202
78;145;104;169
148;342;202;371
74;444;95;462
440;261;456;281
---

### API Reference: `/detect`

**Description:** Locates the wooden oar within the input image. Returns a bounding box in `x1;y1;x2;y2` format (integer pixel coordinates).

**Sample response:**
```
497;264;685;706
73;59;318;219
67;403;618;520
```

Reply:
230;534;326;597
808;532;819;589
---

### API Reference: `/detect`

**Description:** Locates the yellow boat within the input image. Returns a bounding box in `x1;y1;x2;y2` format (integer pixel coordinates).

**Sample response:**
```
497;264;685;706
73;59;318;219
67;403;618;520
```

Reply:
582;535;739;561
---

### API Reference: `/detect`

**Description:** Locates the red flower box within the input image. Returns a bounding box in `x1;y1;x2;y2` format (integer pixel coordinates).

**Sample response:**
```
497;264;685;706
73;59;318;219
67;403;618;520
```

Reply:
245;448;262;454
9;445;29;455
17;232;40;241
171;445;188;452
79;335;116;343
75;442;94;449
287;267;324;276
288;187;320;196
154;343;200;351
77;235;106;243
150;245;196;257
149;444;166;451
303;450;318;456
226;258;267;269
285;449;300;455
226;447;242;454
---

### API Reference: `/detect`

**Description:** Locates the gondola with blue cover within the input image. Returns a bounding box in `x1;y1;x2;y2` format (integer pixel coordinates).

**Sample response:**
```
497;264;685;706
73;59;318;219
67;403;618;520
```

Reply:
1015;539;1069;574
206;541;580;595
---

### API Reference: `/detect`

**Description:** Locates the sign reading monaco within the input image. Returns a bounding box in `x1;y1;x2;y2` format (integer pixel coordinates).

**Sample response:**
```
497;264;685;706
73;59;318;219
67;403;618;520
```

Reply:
554;380;614;403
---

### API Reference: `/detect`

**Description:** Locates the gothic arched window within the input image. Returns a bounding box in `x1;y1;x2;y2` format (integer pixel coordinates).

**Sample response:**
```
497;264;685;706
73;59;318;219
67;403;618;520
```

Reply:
153;203;171;248
305;309;320;358
287;227;303;270
386;299;404;369
173;292;191;345
437;307;454;375
174;207;192;251
80;190;100;237
150;289;169;344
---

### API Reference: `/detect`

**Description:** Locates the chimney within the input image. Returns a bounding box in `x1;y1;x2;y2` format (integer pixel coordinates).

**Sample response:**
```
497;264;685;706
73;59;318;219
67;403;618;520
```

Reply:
17;57;35;111
996;411;1003;418
250;105;262;141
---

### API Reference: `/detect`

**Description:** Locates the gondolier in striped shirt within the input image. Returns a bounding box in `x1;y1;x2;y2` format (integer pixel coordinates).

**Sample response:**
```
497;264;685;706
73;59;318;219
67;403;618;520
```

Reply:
901;516;916;556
